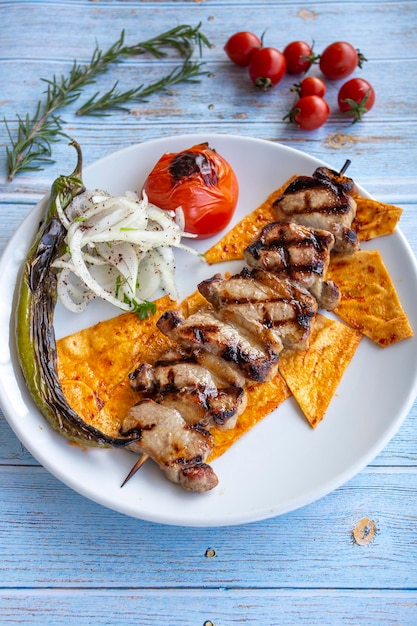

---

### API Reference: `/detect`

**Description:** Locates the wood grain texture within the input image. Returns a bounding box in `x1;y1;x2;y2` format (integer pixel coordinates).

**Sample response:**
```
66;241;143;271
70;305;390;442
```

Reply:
1;1;417;624
0;467;416;588
0;589;416;626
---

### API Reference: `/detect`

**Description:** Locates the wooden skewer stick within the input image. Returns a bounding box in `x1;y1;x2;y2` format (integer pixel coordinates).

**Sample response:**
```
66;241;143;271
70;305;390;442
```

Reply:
338;159;351;176
120;453;149;488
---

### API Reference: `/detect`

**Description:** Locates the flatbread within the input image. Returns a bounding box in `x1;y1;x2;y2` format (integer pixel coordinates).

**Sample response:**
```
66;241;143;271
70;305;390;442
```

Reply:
208;373;291;461
327;249;413;347
57;295;177;423
353;194;402;241
278;314;362;428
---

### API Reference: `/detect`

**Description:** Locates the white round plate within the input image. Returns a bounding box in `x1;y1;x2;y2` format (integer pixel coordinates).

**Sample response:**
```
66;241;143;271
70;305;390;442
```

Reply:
1;134;417;527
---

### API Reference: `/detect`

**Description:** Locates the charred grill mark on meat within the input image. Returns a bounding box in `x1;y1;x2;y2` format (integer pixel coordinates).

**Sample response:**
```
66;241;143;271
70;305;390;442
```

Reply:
272;167;358;254
121;399;218;493
244;221;340;311
313;166;356;193
129;350;247;431
198;269;284;354
198;268;318;351
192;349;247;389
157;308;280;383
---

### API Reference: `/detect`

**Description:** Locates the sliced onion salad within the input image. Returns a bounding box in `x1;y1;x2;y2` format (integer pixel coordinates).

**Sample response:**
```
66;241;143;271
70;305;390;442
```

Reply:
52;189;200;317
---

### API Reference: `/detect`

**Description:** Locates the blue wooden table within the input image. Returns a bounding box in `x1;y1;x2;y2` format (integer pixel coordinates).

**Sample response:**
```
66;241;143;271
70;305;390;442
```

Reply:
1;1;417;623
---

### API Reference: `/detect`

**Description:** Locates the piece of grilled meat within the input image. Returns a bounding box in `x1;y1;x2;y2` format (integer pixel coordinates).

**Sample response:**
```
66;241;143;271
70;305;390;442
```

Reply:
198;267;318;351
273;167;358;254
129;350;247;431
156;306;281;382
192;348;247;389
121;398;218;492
244;221;340;311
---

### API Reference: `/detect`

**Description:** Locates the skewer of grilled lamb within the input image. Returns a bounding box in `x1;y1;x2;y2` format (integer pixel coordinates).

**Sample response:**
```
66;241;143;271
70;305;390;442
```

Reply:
129;349;247;431
272;166;358;254
121;399;218;492
198;267;318;351
244;221;340;311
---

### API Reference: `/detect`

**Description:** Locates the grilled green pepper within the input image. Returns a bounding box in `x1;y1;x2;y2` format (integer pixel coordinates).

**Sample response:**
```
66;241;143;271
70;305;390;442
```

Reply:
15;140;138;447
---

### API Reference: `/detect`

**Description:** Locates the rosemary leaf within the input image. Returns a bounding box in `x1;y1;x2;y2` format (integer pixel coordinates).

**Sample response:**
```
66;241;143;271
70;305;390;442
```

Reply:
5;23;211;180
76;60;208;116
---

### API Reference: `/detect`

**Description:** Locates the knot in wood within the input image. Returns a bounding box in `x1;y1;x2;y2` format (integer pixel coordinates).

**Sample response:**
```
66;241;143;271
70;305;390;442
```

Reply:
205;548;216;558
352;516;377;546
325;133;358;149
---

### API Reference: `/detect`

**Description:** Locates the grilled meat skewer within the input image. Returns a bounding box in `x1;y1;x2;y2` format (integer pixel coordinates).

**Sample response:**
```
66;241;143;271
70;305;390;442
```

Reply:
121;399;218;493
122;348;247;492
244;221;340;311
273;166;358;254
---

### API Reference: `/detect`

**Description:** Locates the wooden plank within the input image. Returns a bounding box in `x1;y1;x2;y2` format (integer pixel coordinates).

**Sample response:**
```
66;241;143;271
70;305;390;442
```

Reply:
0;588;416;625
0;466;416;589
2;56;416;124
2;121;417;200
2;1;415;63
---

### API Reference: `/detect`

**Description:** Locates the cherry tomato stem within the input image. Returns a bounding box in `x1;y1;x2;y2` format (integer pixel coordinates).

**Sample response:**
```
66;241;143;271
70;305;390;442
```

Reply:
284;95;330;130
338;78;375;122
248;47;286;90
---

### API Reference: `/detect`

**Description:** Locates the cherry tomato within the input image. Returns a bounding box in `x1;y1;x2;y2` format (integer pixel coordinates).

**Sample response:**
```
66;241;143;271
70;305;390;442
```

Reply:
338;78;375;122
286;95;330;130
293;76;327;98
283;41;314;74
248;47;287;90
319;41;367;80
142;143;239;239
224;31;262;66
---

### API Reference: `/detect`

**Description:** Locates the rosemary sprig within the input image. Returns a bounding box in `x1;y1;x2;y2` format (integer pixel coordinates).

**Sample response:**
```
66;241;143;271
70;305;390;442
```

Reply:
77;59;207;116
124;23;211;58
5;24;211;180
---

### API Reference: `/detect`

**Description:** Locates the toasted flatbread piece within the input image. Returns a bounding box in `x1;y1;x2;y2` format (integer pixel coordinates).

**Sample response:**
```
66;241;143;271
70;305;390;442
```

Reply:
204;176;297;264
60;380;104;423
84;378;141;439
57;295;177;422
353;195;402;241
327;249;413;347
208;373;291;461
278;314;362;428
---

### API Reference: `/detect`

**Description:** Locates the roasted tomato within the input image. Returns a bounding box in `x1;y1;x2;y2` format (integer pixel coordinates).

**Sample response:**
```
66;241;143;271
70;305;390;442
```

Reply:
142;143;239;239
